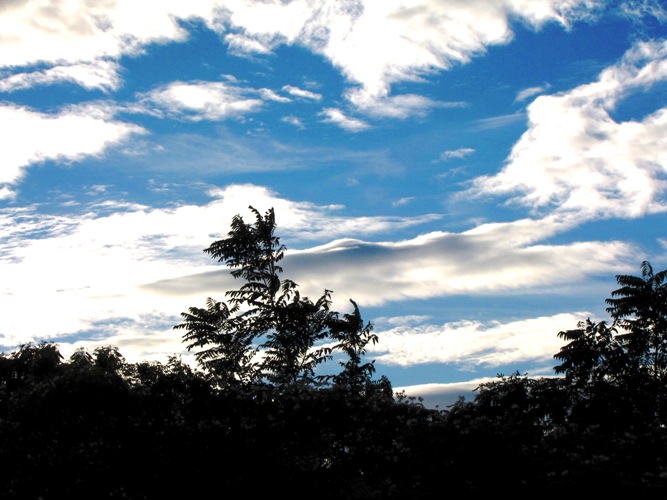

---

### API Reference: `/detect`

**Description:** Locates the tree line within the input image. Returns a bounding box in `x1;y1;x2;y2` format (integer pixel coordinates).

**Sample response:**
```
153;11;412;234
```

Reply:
1;207;666;498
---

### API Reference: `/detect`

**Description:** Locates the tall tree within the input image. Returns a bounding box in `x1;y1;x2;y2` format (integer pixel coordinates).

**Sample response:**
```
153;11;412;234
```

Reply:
605;260;667;381
554;261;667;425
175;206;371;389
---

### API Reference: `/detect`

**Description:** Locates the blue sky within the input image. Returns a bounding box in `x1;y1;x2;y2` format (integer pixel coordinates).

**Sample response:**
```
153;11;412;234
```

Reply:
1;0;666;407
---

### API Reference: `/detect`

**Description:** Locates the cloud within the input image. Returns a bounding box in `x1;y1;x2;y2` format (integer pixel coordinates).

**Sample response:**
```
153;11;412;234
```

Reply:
392;197;416;208
0;184;637;371
0;60;121;92
282;85;322;101
282;115;305;129
0;184;440;351
224;33;273;56
298;0;599;109
396;374;565;408
138;80;271;121
370;313;584;368
394;379;494;408
618;0;667;23
124;129;404;177
0;0;207;68
259;88;291;102
470;39;667;220
0;0;602;116
439;148;476;161
202;184;442;242
320;108;370;131
472;112;526;130
0;102;144;188
347;92;465;119
145;213;636;311
514;84;551;103
283;217;634;308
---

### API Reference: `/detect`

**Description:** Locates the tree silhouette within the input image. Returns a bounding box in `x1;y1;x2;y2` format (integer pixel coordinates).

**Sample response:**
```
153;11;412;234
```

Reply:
175;206;375;389
554;318;620;386
327;299;379;391
606;260;667;381
553;261;667;426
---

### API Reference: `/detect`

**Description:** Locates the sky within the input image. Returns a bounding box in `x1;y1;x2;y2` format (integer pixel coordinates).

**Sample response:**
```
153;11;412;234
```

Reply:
1;0;667;408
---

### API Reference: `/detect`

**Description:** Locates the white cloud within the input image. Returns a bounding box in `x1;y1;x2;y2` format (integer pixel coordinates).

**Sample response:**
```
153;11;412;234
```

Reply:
395;379;494;408
348;92;464;119
224;33;273;56
320;107;370;131
298;0;599;110
282;85;322;101
371;313;584;368
514;84;551;103
202;184;441;242
618;0;667;23
220;0;312;43
0;0;216;68
0;184;440;355
392;197;415;208
470;39;667;220
0;0;602;115
0;60;121;92
396;374;565;408
282;217;633;308
282;115;305;128
145;213;636;312
259;88;291;102
139;81;267;121
0;102;144;187
472;112;526;130
439;147;475;161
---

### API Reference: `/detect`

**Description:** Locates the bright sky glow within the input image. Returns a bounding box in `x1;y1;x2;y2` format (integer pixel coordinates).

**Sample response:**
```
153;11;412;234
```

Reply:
1;0;666;407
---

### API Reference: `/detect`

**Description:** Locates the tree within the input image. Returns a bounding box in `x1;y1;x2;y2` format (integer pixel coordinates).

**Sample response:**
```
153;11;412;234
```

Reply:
175;206;375;389
554;261;667;426
605;260;667;381
554;319;621;386
327;299;379;391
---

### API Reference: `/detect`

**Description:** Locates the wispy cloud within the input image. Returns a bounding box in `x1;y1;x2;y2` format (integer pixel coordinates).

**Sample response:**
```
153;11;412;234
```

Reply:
282;115;305;128
618;0;667;23
282;85;322;101
224;33;273;56
470;39;667;220
137;81;270;121
0;61;121;93
392;197;415;207
0;102;144;191
320;108;370;131
514;84;551;103
439;148;476;161
472;112;526;130
349;92;465;119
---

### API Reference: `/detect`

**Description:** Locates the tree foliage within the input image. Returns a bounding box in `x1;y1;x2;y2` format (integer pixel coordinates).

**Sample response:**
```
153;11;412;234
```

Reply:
175;206;377;390
553;261;667;425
